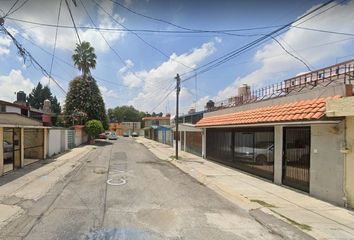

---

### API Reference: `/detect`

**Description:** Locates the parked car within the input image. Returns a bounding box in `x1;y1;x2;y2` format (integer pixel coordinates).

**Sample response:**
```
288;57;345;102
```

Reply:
234;142;274;164
99;133;108;139
123;132;129;137
108;132;118;140
131;132;139;137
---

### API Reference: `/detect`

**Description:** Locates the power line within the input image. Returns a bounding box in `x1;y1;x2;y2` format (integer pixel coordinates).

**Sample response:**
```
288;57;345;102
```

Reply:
293;26;354;37
4;0;20;17
5;0;30;17
92;0;194;70
0;25;67;95
49;0;63;87
5;16;281;35
180;0;336;82
271;36;312;71
79;0;147;87
12;22;143;91
64;0;81;44
150;82;175;113
108;0;266;37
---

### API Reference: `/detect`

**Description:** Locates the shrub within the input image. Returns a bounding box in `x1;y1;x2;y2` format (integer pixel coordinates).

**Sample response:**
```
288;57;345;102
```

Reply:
85;120;104;139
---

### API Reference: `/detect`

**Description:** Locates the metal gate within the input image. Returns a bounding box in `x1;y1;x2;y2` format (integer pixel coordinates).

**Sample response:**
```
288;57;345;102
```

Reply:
67;130;75;149
283;127;311;192
185;132;202;157
206;128;233;163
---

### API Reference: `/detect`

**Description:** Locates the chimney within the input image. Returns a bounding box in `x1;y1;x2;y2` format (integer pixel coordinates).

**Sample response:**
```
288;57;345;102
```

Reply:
42;99;52;126
238;84;251;101
43;99;51;114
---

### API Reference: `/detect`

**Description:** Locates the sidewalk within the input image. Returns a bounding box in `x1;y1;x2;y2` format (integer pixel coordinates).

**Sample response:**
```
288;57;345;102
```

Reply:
136;137;354;240
0;145;94;230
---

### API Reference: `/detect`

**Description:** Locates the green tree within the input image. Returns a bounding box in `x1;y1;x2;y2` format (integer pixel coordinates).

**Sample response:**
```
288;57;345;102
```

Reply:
64;76;107;128
72;41;96;78
85;119;104;140
107;105;146;123
27;82;61;114
65;41;107;128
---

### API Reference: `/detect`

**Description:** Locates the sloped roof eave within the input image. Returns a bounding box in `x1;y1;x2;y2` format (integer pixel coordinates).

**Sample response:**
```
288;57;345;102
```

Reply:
196;96;341;128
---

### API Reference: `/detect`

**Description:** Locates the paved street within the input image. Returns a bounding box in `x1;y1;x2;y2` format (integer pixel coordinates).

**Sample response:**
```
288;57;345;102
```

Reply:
1;138;310;240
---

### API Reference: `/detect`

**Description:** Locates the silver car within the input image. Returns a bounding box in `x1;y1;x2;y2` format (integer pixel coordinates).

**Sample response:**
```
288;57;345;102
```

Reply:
108;132;118;140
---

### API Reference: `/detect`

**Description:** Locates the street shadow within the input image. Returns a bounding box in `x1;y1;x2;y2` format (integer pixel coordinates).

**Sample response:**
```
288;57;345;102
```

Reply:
92;140;114;147
0;158;56;187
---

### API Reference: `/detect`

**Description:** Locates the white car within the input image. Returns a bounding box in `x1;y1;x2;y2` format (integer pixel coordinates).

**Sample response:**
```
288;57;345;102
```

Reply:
234;142;274;164
108;132;118;140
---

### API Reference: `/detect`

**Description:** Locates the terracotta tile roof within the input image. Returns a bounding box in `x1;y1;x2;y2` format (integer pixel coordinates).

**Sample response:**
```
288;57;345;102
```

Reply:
196;96;341;127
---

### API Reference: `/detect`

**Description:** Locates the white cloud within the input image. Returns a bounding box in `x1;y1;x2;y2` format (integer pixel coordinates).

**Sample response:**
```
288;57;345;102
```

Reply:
0;70;34;101
214;37;222;43
9;0;125;52
0;27;18;56
126;40;217;112
118;59;134;74
202;1;354;104
99;85;119;103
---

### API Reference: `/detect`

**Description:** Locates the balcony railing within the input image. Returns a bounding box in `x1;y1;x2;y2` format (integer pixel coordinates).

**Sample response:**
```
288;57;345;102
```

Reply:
208;59;354;112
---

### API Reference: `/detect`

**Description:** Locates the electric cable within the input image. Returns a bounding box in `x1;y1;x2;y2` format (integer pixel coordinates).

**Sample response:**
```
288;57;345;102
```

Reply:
180;0;337;82
78;0;147;87
64;0;81;44
4;0;20;17
49;0;63;87
271;36;312;72
92;0;194;70
5;0;30;17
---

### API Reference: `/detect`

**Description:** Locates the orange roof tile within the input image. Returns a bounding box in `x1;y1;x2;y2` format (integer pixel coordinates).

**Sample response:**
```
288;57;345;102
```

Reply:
196;96;340;127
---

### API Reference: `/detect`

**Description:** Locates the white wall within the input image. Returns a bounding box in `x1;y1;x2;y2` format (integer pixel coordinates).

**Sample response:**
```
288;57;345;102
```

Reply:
310;123;345;205
6;106;21;114
48;129;62;156
74;129;82;147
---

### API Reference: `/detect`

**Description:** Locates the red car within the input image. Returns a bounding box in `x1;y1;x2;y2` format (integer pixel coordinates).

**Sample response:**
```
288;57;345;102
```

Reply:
98;132;109;139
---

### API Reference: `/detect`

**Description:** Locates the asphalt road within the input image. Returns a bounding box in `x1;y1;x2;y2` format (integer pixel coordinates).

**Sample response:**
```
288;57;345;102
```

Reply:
1;138;306;240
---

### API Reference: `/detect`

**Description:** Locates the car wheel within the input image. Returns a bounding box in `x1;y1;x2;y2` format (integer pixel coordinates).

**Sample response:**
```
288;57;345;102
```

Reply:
255;154;267;165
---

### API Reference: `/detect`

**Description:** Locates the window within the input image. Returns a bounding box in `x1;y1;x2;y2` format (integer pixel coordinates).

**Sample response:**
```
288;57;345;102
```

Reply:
0;104;6;112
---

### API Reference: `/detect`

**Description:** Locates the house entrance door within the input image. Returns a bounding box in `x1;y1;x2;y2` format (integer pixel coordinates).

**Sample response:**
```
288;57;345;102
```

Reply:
3;128;21;173
283;127;311;192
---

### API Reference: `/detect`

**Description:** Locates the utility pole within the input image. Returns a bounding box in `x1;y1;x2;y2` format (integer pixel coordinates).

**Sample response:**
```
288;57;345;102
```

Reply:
175;74;181;160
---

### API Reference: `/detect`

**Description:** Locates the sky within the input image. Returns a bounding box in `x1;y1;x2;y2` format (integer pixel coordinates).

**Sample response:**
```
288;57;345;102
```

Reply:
0;0;354;115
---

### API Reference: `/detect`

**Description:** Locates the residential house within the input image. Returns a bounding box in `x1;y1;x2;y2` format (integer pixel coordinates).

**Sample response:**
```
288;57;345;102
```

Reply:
0;111;48;175
109;122;142;136
172;109;204;157
0;92;86;176
143;115;172;145
194;58;354;207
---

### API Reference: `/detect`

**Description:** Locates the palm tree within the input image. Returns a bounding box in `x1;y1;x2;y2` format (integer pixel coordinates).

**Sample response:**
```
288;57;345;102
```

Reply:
72;41;96;78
